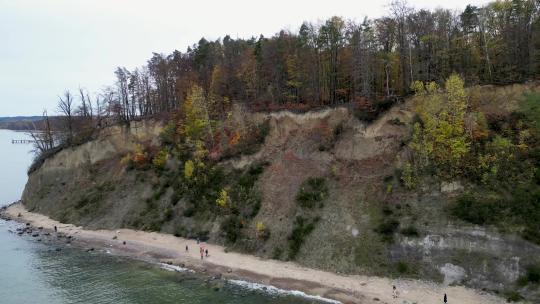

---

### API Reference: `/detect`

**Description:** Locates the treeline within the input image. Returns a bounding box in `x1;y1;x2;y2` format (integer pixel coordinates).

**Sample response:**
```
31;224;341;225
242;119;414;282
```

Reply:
33;0;540;158
94;0;539;120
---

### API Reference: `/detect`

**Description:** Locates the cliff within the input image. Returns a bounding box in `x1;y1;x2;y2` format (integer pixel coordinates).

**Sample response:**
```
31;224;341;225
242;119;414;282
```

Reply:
22;88;540;302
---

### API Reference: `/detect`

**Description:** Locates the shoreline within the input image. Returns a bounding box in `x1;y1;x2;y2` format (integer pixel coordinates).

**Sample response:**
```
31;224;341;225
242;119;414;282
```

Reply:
1;202;507;304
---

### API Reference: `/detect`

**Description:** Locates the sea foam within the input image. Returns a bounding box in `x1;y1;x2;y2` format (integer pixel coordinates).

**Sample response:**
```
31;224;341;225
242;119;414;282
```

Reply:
159;262;195;273
228;279;342;304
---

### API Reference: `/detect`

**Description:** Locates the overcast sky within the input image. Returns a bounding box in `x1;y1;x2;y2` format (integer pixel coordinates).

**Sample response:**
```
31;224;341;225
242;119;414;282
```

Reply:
0;0;493;116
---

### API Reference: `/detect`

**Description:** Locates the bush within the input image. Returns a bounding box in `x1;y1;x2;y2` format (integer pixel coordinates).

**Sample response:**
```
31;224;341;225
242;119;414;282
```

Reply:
183;205;196;217
517;263;540;286
396;261;409;274
221;215;243;243
504;291;524;302
400;225;419;237
160;120;178;146
272;247;283;260
452;189;540;245
451;194;501;225
152;149;168;170
375;219;399;242
295;177;328;208
288;216;319;260
164;207;174;221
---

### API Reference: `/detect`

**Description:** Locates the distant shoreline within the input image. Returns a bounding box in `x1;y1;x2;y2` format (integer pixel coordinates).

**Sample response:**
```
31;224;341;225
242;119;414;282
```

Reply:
1;202;506;304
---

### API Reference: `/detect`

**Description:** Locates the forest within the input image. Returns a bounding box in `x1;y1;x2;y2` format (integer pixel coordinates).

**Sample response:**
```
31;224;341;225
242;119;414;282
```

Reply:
48;0;539;121
29;0;539;161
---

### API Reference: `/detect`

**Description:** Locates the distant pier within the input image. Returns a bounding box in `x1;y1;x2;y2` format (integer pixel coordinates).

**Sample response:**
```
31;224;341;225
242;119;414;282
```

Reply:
11;139;35;144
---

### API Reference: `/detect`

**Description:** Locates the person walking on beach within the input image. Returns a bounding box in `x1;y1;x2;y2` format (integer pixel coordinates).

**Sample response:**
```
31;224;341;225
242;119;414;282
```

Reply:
54;226;57;233
444;293;447;303
185;245;188;252
392;285;398;298
205;249;208;257
200;246;203;260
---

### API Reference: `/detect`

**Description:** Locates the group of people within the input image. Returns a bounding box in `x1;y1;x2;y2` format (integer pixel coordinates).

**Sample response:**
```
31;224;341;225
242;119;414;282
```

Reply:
392;285;448;303
184;238;209;260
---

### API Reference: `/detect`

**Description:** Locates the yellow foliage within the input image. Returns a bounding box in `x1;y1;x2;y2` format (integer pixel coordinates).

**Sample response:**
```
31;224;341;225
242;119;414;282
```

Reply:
184;160;195;179
216;188;229;207
401;162;416;190
193;140;208;160
152;149;168;169
120;153;132;166
256;222;265;232
411;74;470;178
182;85;211;141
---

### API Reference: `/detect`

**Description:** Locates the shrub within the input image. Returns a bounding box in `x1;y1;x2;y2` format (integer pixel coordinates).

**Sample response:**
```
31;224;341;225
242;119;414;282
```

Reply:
160;120;178;145
256;222;271;241
517;263;540;286
295;177;328;208
216;188;230;208
272;247;283;260
184;160;195;179
396;261;409;274
221;215;243;243
164;207;174;221
520;93;540;131
375;219;399;242
451;194;500;225
183;205;196;217
221;121;270;159
170;191;182;206
152;149;168;170
400;162;416;190
288;216;319;260
504;291;524;302
400;225;419;237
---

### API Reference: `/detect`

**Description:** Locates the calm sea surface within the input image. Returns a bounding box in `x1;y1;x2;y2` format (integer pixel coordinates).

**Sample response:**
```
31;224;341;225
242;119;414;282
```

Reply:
0;129;320;304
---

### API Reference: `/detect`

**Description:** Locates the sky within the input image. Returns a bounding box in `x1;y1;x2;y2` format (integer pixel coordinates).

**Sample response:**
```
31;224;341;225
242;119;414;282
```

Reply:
0;0;493;116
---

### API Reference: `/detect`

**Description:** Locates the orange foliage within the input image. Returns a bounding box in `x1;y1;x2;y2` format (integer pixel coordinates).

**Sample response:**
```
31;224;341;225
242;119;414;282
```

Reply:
229;131;241;146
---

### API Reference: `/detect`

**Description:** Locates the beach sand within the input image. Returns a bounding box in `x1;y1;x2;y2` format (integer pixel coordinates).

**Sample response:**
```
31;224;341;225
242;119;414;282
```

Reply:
3;202;507;304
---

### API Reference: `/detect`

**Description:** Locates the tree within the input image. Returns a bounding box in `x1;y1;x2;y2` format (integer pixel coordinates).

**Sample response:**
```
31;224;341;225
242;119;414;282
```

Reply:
182;85;212;142
30;110;55;154
410;74;470;178
57;90;75;144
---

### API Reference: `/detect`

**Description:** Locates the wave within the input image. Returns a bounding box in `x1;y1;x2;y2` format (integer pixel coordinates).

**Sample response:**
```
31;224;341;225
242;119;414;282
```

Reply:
159;262;195;273
228;279;341;304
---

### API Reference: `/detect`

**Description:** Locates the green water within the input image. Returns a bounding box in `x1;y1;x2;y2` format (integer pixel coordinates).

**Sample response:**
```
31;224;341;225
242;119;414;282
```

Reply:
0;130;322;303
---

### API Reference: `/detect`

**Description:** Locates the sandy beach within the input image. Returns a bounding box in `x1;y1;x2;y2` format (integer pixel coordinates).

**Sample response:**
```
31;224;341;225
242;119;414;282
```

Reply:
2;202;507;304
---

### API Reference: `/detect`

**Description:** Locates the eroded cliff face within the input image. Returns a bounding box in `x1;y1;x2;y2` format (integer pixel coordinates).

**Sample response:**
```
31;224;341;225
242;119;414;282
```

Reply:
22;120;163;227
21;103;540;301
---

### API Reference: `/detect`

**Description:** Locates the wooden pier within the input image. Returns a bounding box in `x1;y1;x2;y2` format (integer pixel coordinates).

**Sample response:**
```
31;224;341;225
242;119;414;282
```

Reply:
11;139;35;144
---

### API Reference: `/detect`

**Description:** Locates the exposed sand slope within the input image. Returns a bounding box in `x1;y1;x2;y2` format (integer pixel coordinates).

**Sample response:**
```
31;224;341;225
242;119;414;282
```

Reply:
4;203;508;304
